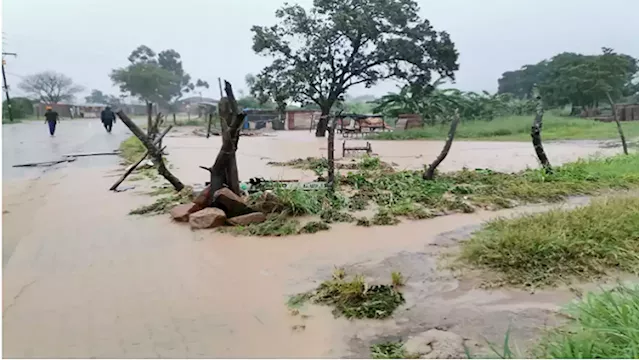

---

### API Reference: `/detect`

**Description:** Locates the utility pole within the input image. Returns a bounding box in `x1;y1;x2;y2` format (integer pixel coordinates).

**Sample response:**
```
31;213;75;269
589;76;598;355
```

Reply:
2;52;17;122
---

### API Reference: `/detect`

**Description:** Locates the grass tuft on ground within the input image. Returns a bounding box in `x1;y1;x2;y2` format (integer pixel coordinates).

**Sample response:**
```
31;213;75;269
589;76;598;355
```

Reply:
534;284;639;359
371;341;417;359
288;272;405;319
458;195;639;287
368;114;640;141
129;186;193;215
220;214;300;237
119;135;146;164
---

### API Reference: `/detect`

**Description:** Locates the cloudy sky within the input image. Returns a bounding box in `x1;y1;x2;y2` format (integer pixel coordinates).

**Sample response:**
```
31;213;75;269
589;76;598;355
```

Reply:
3;0;639;102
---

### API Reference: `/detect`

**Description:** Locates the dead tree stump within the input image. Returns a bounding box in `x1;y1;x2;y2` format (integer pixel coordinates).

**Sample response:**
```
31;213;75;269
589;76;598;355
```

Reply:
423;109;460;180
116;110;184;191
200;81;246;206
531;89;552;173
606;92;628;155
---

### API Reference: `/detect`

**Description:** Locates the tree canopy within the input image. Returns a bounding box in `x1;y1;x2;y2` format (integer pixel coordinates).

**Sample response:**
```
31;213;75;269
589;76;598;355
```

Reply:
498;49;638;109
18;71;84;103
85;89;122;106
251;0;459;136
110;45;209;110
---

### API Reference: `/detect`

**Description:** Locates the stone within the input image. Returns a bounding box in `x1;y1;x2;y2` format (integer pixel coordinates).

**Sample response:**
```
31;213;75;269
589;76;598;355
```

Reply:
403;329;465;359
170;203;203;222
193;185;211;207
213;187;253;217
189;208;227;229
228;212;267;226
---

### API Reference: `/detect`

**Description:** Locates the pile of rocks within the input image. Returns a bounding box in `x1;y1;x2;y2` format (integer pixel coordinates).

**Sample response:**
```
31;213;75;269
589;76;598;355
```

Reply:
169;186;267;230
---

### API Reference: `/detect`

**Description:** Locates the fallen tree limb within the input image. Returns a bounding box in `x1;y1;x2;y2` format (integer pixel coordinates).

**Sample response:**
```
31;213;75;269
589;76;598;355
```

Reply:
62;151;120;158
13;158;77;168
115;110;184;191
530;88;552;173
109;151;149;191
423;109;460;180
108;125;174;191
606;91;628;155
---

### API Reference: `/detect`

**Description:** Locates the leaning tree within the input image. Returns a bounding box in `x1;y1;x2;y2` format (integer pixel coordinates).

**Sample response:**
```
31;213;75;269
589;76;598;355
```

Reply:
251;0;459;137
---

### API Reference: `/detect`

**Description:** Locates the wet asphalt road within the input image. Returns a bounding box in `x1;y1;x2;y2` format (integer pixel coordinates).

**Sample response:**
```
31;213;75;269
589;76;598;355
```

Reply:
2;118;134;180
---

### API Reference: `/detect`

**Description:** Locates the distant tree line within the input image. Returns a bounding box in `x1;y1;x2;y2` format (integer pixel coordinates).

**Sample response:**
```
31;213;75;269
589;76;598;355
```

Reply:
498;48;638;112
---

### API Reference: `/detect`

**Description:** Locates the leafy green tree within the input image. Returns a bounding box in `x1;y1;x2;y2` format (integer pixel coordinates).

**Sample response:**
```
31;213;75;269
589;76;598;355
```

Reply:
110;45;209;120
497;62;546;99
18;71;84;103
3;97;33;119
251;0;459;136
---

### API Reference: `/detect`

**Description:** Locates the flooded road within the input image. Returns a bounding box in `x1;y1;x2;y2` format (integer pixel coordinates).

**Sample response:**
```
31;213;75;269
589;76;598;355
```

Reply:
2;126;630;358
2;118;133;180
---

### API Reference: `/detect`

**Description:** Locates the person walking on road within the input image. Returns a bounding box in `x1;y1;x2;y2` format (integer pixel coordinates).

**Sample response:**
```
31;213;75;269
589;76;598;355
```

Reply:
44;106;59;136
100;106;116;133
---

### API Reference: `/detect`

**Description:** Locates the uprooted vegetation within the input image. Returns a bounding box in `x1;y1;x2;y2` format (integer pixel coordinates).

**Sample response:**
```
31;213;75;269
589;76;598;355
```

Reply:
288;270;405;319
242;152;638;236
119;135;146;164
457;195;639;287
129;186;193;215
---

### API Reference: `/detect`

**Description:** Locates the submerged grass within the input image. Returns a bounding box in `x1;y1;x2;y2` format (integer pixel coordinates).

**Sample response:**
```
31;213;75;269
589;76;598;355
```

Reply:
221;214;299;237
289;273;405;319
129;186;193;215
534;284;639;359
368;114;640;141
298;221;330;234
458;196;639;287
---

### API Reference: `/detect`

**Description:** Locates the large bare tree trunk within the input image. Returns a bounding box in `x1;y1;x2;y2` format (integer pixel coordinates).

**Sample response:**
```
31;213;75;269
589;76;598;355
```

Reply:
606;92;628;155
531;92;552;173
202;81;246;205
146;102;153;137
315;106;331;137
327;115;338;190
423;110;460;180
116;111;184;191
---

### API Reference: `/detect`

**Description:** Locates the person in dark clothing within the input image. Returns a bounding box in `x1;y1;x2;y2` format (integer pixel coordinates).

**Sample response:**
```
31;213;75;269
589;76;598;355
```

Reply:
44;106;59;136
100;106;116;133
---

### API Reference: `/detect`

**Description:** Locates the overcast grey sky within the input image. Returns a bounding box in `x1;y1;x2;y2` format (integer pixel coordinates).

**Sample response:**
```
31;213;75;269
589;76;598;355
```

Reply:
3;0;639;102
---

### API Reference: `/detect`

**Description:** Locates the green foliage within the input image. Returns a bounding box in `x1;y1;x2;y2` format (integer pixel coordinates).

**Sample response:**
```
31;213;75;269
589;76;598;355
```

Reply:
18;71;84;103
372;208;401;225
498;48;638;107
129;186;193;215
458;196;639;287
368;114;640;141
222;214;300;237
535;284;639;359
373;78;537;125
371;342;416;359
3;97;33;119
251;0;459;135
111;45;208;108
118;135;146;164
290;273;405;319
85;89;122;106
298;221;331;234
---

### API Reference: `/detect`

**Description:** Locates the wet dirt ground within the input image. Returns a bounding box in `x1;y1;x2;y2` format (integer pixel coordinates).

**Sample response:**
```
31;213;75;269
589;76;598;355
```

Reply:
2;127;633;358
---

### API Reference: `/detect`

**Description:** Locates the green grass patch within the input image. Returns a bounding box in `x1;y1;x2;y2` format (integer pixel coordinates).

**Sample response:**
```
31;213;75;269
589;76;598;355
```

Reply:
119;135;146;164
534;284;639;359
368;114;639;141
288;272;405;319
458;196;639;287
371;341;417;359
129;186;193;215
298;221;331;234
221;214;300;237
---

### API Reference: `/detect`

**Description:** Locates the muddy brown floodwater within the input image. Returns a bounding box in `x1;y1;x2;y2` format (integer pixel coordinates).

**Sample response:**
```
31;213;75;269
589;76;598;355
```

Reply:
2;129;631;358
